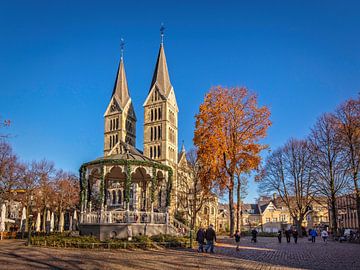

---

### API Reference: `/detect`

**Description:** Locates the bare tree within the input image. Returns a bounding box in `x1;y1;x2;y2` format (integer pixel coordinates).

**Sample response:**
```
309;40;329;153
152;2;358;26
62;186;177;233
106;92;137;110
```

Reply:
177;148;213;229
309;114;350;235
258;139;316;234
53;170;79;230
334;97;360;230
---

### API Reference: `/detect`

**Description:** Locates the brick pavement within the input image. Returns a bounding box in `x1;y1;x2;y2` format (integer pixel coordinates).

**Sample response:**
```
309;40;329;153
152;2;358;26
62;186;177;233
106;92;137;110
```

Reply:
0;237;358;270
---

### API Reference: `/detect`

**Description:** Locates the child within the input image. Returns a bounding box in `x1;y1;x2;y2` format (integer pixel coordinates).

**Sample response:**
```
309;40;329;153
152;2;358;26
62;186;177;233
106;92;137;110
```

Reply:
321;229;329;243
234;230;241;251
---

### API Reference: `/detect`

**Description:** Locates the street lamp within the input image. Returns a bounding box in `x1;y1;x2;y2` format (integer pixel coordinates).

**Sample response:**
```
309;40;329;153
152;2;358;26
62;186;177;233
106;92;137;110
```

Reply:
27;195;34;246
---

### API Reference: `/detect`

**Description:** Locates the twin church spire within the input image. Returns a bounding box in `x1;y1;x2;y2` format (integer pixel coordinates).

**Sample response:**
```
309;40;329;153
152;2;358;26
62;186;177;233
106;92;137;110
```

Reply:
104;28;178;165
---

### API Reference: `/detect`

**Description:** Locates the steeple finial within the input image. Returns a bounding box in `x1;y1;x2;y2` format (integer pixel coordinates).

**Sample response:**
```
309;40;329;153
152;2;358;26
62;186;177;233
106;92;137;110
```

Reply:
160;23;165;45
120;38;125;60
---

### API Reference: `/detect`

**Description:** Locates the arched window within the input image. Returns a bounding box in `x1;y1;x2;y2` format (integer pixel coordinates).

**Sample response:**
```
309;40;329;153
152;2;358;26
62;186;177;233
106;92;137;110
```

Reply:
150;147;153;158
158;126;161;139
116;118;119;129
151;110;153;121
155;109;157;120
158;145;161;157
150;127;153;141
115;134;118;144
204;207;208;215
118;190;122;204
154;126;157;140
110;119;112;131
112;190;116;205
154;146;157;159
158;108;161;119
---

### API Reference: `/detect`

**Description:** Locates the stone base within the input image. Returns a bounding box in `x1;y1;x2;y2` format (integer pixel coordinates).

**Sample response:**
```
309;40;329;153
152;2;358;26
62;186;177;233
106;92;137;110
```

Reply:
79;223;175;241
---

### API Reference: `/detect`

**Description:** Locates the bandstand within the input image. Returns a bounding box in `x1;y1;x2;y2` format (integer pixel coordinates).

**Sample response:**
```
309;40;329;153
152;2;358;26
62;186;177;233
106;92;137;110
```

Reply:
78;142;175;240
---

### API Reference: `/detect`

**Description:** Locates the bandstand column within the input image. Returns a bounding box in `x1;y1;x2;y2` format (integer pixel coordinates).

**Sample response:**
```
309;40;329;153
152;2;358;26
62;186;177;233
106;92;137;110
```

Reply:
133;183;138;210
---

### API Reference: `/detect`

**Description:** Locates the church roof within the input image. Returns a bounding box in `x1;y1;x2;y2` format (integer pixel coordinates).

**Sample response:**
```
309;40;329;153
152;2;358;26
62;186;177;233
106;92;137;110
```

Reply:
111;57;130;109
149;44;172;96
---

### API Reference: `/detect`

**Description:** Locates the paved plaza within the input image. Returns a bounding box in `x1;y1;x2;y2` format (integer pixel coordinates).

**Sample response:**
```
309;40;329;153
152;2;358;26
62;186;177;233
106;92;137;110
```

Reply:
0;237;359;270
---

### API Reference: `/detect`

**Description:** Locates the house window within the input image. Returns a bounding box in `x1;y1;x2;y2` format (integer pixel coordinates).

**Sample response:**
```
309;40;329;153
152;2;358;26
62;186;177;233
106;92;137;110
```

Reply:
211;207;215;215
118;190;122;204
150;147;153;158
266;218;270;222
273;218;278;222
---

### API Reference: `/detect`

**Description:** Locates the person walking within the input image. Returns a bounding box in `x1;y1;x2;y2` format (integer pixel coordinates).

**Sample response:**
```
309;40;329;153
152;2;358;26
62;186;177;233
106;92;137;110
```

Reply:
251;229;258;243
234;230;241;251
310;228;317;243
292;228;299;244
196;227;206;252
277;230;282;243
205;224;216;253
321;229;329;243
285;229;291;243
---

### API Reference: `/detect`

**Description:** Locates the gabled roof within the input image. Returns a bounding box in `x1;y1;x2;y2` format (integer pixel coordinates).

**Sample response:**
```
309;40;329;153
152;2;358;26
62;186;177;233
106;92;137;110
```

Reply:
242;203;261;215
149;44;172;96
111;57;130;109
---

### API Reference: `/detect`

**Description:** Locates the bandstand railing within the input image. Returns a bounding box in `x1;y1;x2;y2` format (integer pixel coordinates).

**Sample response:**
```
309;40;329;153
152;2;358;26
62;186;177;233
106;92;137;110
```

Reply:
82;210;168;225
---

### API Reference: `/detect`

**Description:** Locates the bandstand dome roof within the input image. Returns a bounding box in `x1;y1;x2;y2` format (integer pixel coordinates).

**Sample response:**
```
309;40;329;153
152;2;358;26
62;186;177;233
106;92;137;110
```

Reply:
94;141;154;163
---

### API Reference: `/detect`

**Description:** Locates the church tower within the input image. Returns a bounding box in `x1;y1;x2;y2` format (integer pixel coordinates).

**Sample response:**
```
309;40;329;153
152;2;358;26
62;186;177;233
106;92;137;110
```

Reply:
143;31;178;167
104;42;136;156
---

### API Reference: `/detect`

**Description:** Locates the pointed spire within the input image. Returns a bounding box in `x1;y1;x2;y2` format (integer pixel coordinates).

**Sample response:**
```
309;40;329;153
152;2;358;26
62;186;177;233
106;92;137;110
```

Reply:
181;140;186;153
111;39;130;108
149;25;172;95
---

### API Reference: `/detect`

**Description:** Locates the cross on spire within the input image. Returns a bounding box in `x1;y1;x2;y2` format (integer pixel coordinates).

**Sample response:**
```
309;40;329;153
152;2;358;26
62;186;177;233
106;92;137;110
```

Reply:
160;23;165;45
120;38;125;59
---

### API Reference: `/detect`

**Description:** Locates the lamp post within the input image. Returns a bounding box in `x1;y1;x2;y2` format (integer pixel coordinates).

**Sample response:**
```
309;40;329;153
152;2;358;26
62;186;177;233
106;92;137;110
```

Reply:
27;195;34;246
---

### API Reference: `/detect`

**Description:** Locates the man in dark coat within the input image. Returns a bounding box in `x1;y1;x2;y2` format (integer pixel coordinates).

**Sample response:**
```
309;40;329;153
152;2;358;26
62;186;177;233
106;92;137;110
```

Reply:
285;229;291;243
277;230;282;243
251;229;258;243
196;227;205;252
205;224;216;253
292;229;299;244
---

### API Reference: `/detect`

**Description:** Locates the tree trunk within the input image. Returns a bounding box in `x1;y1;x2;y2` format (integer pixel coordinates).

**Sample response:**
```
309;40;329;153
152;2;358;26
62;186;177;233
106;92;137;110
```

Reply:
236;177;241;232
330;195;338;236
228;186;235;237
297;216;304;237
356;192;360;231
353;171;360;231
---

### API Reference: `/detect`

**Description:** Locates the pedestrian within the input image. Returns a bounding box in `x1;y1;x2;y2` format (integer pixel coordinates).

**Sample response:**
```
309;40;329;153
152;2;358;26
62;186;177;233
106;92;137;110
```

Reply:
285;229;291;243
292;228;298;244
234;230;241;251
310;228;317;243
277;230;282;243
196;226;206;252
205;224;216;253
321;229;329;243
251;229;258;243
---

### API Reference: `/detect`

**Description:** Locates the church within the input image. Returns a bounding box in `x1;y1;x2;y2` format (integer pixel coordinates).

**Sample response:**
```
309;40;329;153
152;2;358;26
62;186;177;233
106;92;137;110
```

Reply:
78;32;217;240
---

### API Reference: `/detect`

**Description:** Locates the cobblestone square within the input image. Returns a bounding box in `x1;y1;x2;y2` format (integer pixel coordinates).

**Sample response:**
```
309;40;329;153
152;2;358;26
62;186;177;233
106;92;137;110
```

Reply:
0;237;359;270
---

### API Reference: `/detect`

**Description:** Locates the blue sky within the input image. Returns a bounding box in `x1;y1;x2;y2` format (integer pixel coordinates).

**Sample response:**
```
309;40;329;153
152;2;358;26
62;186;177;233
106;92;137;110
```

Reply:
0;0;359;203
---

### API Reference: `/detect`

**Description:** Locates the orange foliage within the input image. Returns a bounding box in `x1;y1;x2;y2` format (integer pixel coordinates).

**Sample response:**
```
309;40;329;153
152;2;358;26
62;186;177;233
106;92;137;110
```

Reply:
194;86;271;190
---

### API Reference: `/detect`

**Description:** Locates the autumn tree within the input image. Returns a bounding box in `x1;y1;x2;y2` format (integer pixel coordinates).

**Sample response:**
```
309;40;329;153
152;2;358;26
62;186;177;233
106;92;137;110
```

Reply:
309;114;350;235
258;139;316;234
334;97;360;230
194;86;271;236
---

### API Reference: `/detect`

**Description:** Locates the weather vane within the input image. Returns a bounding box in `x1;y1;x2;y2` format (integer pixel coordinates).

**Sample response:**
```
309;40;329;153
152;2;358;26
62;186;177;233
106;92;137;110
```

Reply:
120;38;125;59
160;23;165;44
